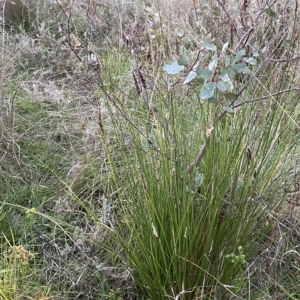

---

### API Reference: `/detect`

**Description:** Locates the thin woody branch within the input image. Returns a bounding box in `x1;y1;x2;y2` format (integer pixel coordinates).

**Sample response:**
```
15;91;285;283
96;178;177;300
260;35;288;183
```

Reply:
233;88;300;109
266;56;300;63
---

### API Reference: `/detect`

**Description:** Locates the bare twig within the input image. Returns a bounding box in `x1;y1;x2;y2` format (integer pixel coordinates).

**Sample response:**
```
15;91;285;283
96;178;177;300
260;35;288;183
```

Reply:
215;0;237;34
266;56;300;63
55;0;84;64
233;88;300;109
235;7;267;51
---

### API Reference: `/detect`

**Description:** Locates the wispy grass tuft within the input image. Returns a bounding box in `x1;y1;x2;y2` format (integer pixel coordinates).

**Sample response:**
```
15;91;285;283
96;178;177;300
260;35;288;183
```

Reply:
105;73;300;299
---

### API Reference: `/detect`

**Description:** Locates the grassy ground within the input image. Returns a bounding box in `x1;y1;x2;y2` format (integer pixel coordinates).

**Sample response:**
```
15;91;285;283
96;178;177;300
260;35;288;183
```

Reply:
1;0;300;299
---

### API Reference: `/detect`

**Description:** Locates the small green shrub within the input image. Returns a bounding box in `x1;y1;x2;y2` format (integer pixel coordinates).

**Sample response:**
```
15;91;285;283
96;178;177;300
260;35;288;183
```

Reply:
0;238;34;299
